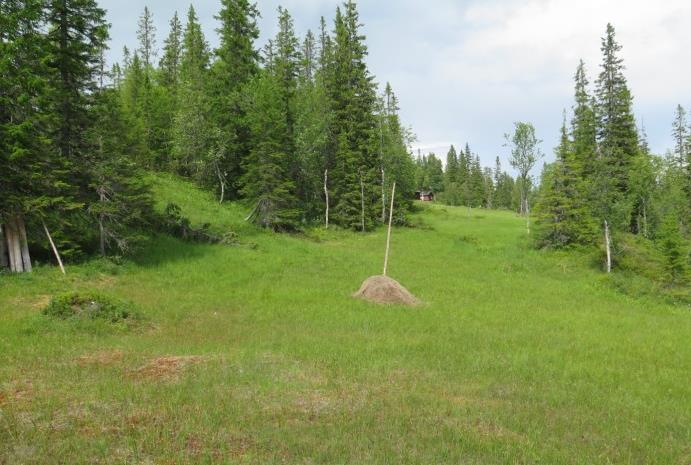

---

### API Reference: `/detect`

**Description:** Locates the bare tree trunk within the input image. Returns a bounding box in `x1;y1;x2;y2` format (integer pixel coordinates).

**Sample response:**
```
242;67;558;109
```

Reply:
324;169;329;229
526;197;531;235
604;220;612;274
17;216;32;272
4;216;31;273
381;167;386;223
642;202;648;239
7;220;21;272
360;176;365;233
0;224;8;269
383;183;396;277
42;220;66;275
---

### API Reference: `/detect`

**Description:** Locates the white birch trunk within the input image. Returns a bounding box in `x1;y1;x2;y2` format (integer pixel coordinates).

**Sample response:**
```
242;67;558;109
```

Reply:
526;197;531;235
604;220;612;274
383;182;396;277
215;162;225;204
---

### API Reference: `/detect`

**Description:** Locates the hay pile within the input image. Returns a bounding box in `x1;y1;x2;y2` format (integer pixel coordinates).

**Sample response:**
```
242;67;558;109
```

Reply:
353;275;419;306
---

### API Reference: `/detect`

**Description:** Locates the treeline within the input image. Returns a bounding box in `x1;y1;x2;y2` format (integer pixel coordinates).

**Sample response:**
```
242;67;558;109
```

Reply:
1;0;416;271
415;147;518;210
534;24;690;283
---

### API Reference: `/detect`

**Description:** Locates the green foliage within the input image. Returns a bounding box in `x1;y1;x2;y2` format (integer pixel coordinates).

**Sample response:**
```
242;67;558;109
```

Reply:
657;214;689;283
505;122;543;214
535;116;597;248
241;71;300;230
86;88;155;256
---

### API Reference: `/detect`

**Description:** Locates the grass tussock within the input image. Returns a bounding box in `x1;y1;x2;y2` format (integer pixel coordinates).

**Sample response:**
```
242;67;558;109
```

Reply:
43;292;136;324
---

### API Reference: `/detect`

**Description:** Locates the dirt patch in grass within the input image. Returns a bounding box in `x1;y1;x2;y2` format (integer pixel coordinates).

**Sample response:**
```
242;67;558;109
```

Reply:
11;294;51;310
130;356;207;381
471;418;525;442
354;275;420;306
75;350;125;367
0;381;34;405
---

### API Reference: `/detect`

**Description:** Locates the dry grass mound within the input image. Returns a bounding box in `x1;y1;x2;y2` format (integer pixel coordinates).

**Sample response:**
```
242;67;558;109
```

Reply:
353;275;420;306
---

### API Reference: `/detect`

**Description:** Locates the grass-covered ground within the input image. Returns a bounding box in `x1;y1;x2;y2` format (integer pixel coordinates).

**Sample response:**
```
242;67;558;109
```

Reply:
1;174;689;464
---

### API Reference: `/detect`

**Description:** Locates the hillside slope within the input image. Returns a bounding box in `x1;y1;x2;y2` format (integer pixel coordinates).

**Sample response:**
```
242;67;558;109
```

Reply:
1;175;689;464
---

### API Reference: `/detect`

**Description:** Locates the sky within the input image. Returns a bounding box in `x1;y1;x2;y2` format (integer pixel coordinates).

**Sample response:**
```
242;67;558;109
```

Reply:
101;0;691;175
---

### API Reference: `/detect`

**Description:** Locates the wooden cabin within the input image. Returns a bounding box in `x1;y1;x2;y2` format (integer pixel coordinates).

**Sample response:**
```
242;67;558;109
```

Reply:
415;191;435;202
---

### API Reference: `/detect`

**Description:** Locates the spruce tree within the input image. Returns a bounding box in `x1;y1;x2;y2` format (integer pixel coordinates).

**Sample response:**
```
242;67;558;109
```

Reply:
137;6;157;70
329;2;379;230
0;0;59;271
45;0;110;257
241;8;301;229
535;114;597;247
444;145;460;205
672;105;688;170
593;24;638;231
572;60;598;180
86;87;154;255
160;12;182;89
46;0;109;162
242;72;299;230
171;5;211;177
210;0;260;199
379;83;416;218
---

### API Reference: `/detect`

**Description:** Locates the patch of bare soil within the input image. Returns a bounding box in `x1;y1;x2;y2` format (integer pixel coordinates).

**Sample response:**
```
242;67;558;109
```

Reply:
353;275;420;306
75;350;125;367
130;356;206;381
0;381;34;405
11;294;51;310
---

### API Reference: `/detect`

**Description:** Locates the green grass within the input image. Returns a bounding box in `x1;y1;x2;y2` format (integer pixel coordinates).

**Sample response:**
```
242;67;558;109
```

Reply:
1;174;689;464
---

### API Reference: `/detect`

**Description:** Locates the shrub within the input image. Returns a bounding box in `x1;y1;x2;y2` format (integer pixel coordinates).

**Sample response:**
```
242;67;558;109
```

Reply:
43;292;135;323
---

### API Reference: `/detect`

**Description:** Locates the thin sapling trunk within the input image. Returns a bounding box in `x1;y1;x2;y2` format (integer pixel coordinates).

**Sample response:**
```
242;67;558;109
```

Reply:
383;182;396;277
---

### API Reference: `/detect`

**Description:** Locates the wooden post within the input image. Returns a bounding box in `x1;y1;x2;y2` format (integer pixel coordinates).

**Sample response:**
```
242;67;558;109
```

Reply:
42;220;66;275
383;182;396;277
604;220;612;274
324;169;329;229
0;224;8;269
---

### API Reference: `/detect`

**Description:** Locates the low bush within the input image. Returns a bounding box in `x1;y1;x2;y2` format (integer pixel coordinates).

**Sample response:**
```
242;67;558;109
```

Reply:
43;292;136;323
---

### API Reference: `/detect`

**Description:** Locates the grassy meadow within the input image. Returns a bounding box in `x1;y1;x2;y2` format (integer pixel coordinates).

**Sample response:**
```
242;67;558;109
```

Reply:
1;174;689;464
